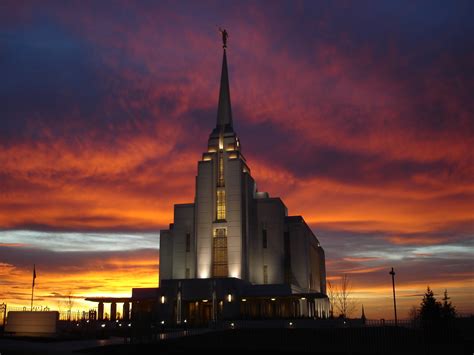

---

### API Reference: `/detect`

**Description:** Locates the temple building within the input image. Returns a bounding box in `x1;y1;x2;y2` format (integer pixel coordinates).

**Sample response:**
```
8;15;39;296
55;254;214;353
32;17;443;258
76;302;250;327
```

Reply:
132;37;329;324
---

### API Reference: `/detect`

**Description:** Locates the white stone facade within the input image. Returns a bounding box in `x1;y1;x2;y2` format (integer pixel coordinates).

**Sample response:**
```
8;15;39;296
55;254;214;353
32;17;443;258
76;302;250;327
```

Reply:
159;48;326;295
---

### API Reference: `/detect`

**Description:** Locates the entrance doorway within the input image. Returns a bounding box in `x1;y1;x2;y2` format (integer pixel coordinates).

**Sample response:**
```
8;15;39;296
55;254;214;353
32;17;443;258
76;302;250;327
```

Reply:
186;301;213;326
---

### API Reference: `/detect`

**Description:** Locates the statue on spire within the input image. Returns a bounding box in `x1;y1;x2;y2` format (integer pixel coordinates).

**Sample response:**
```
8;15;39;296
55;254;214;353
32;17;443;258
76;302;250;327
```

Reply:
219;28;228;48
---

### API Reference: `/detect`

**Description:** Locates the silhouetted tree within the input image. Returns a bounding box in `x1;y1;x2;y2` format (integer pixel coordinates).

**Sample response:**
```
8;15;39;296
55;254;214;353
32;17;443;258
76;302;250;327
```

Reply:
58;291;75;321
440;289;456;319
327;280;336;318
408;305;419;321
419;286;441;321
334;275;357;318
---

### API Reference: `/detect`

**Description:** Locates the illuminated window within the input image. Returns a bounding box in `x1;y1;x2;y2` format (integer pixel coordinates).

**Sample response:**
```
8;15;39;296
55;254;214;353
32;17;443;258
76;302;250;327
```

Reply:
216;189;226;220
263;265;268;284
218;154;225;187
262;229;267;249
212;228;228;277
185;233;190;252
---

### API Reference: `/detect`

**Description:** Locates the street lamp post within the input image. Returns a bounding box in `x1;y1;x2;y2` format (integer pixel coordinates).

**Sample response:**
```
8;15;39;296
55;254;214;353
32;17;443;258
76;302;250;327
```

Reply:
389;267;398;326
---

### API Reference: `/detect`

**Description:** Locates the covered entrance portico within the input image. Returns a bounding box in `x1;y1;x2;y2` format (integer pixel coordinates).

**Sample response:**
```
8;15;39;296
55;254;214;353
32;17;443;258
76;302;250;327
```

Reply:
132;278;330;325
84;297;131;321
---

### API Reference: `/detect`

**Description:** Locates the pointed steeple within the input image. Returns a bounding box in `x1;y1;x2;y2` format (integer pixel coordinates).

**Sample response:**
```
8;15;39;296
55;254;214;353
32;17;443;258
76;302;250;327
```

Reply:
216;48;233;133
361;305;367;324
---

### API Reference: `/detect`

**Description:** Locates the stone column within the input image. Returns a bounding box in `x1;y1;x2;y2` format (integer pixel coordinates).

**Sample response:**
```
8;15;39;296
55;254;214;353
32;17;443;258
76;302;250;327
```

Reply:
211;281;216;323
177;281;182;324
122;302;130;321
110;302;117;321
98;302;104;320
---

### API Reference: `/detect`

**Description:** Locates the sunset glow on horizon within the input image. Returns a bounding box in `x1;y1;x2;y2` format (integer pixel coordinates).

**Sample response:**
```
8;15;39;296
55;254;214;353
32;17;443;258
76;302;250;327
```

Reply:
1;1;473;319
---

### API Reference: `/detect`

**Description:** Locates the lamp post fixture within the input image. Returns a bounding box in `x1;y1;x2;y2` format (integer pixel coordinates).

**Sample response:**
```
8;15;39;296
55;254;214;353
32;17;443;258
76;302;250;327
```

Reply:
389;267;398;326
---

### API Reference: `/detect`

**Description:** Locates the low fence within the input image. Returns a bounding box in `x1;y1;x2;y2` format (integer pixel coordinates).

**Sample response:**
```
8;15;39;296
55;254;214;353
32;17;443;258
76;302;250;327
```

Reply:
3;307;105;322
365;319;414;327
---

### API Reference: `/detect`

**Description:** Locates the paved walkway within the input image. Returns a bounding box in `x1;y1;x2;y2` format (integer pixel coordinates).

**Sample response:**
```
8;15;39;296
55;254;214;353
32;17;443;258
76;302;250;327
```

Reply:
0;336;125;355
138;328;215;342
0;329;215;354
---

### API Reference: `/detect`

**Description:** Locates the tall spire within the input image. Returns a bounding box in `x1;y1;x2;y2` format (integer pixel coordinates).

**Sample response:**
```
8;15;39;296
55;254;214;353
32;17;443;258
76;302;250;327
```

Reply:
361;305;367;324
215;29;233;133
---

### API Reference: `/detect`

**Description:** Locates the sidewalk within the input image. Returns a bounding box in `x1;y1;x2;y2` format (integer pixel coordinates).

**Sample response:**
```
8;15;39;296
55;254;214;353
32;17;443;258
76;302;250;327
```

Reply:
0;329;215;354
0;336;124;355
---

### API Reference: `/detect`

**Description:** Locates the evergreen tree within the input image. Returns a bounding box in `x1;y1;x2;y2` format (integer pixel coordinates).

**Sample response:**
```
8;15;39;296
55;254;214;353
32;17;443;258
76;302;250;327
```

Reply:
419;286;441;321
440;289;456;319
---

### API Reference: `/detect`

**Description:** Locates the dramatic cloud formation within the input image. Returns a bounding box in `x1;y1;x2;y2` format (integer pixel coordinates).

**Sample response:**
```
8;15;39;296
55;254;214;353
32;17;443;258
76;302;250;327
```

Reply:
0;243;158;311
0;1;473;318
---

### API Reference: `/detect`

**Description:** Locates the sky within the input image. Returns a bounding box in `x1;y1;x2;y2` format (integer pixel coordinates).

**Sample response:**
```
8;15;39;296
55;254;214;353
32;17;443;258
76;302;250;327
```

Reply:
0;0;473;319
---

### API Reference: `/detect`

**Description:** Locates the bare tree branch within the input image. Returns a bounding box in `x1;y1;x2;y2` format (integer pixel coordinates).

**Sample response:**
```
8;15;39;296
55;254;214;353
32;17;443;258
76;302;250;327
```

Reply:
334;274;357;318
327;280;336;318
65;291;75;321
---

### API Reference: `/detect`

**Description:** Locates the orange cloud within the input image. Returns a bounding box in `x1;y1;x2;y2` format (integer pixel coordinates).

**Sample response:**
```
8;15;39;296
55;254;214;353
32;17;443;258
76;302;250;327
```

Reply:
0;1;472;320
345;267;386;274
0;248;159;310
385;235;453;246
343;257;381;262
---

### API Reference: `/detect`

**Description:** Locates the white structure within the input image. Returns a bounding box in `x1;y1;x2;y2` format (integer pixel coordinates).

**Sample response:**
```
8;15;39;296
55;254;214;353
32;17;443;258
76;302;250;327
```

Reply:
5;311;59;337
160;48;326;294
133;40;329;324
